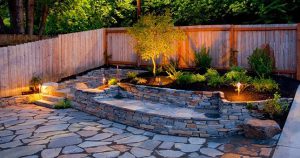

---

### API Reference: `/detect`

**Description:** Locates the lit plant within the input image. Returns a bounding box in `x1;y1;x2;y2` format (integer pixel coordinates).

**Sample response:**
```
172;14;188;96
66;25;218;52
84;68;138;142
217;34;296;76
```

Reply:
54;99;71;109
264;92;289;119
30;76;42;92
224;66;252;93
204;68;225;87
248;44;275;78
127;12;185;76
133;77;147;84
127;71;138;79
28;94;42;103
194;45;212;70
176;73;205;85
165;63;183;81
108;78;118;85
252;78;279;92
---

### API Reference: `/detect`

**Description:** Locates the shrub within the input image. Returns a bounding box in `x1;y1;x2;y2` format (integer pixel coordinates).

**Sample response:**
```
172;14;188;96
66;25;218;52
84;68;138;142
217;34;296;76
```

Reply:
224;66;252;85
165;63;183;81
30;76;42;92
127;71;138;79
194;45;212;70
204;68;225;87
264;92;289;118
28;94;42;103
176;73;205;85
248;45;275;78
133;77;147;84
54;99;71;109
252;78;279;92
108;78;118;85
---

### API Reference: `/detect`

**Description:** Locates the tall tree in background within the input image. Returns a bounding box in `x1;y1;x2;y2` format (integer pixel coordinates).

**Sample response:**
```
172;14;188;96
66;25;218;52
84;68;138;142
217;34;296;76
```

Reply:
26;0;34;35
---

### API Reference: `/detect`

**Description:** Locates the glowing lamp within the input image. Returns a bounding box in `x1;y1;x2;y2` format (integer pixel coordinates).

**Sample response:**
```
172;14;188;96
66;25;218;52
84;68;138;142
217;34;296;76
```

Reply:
41;82;58;95
236;82;242;95
102;77;107;85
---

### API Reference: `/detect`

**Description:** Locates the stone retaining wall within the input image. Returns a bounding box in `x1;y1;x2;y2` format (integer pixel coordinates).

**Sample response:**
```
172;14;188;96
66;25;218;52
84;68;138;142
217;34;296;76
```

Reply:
72;83;293;137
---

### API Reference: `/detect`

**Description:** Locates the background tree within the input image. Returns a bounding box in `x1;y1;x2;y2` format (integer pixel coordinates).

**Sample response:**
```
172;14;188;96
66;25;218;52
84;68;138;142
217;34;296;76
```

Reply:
127;12;185;76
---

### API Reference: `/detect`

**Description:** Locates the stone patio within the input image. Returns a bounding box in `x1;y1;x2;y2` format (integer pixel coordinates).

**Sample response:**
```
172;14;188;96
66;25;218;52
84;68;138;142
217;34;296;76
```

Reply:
0;104;278;158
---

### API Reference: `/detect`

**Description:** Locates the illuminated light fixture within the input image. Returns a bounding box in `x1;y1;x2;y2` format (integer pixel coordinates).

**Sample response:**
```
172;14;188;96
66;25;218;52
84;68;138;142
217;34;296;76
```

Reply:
102;77;106;85
41;82;58;95
236;82;242;95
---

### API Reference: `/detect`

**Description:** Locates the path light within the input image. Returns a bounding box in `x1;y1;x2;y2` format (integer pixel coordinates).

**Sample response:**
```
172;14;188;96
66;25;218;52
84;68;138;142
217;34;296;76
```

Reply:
236;82;242;95
102;77;106;85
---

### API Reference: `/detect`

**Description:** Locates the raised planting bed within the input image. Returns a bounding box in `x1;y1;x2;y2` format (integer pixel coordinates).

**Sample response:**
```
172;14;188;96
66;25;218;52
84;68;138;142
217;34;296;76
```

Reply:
72;82;293;138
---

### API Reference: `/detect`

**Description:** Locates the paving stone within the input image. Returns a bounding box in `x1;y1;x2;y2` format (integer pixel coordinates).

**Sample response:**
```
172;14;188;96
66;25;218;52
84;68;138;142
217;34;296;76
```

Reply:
207;142;222;148
175;143;201;152
14;133;32;140
86;133;113;141
41;148;62;158
159;142;174;149
188;137;206;145
93;151;120;158
0;130;13;137
111;144;131;152
118;152;135;158
102;133;132;142
22;155;39;158
200;147;224;157
103;127;124;134
0;140;23;148
113;123;127;129
156;150;185;157
0;145;45;158
48;136;82;148
188;152;200;158
126;127;145;134
137;140;161;150
115;135;148;144
82;126;100;131
76;130;98;137
28;138;50;145
35;124;69;133
98;119;113;125
85;145;113;153
218;144;235;152
15;128;35;135
0;135;15;144
153;134;187;143
62;146;84;154
57;154;88;158
78;141;111;148
143;131;155;137
130;147;152;157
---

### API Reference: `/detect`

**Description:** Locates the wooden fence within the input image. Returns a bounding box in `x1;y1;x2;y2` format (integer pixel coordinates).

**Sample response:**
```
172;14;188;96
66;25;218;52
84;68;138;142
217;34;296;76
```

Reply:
0;24;300;98
0;29;105;97
106;24;299;76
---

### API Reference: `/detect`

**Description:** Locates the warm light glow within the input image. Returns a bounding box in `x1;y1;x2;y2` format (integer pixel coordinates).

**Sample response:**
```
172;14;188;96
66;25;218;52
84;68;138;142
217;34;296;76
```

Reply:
236;82;242;95
102;77;106;85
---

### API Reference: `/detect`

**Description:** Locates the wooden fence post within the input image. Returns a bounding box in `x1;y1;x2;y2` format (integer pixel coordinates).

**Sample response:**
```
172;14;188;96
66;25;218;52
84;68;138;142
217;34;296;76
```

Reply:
297;23;300;80
229;25;238;67
103;28;108;66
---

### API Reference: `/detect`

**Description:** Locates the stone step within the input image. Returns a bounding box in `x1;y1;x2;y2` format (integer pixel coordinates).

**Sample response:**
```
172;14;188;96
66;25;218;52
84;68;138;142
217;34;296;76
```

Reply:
52;88;71;97
35;100;57;109
42;95;64;103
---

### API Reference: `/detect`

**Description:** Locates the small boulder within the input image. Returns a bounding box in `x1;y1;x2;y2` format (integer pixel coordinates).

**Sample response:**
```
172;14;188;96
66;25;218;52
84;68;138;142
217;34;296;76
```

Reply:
243;119;281;139
41;82;58;95
75;82;88;90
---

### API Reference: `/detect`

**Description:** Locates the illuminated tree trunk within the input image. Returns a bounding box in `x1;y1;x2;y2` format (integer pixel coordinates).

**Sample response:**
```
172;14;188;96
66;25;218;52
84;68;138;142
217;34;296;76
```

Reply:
151;57;156;76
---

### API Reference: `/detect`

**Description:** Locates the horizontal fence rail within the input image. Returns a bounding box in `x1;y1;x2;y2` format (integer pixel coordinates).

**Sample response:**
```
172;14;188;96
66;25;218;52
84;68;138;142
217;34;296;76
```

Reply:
0;24;300;98
0;29;105;97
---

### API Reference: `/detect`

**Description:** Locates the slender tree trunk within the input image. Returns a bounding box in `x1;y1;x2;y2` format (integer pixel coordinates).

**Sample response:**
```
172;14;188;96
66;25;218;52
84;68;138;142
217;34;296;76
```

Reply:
38;4;49;35
137;0;141;17
16;0;25;34
8;0;18;33
151;57;156;76
26;0;35;35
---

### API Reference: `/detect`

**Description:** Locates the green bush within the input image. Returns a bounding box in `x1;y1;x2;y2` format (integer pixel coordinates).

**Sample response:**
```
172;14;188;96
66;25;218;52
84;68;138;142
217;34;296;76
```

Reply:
30;76;42;92
127;71;138;79
108;78;118;85
204;68;225;87
54;99;71;109
194;46;212;70
264;92;289;118
176;73;205;85
224;66;252;85
248;46;274;78
252;78;279;92
165;63;183;81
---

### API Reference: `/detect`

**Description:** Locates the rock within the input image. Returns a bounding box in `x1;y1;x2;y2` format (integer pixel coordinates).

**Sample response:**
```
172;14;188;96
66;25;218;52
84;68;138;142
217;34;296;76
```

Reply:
75;83;88;90
188;138;206;145
260;147;272;157
115;135;148;144
137;140;161;150
200;148;224;157
48;136;82;148
221;153;241;158
156;150;185;157
35;124;69;133
78;141;111;148
119;152;135;158
85;146;113;153
76;130;98;137
86;133;113;141
130;147;152;157
159;142;174;149
41;148;62;158
174;143;201;152
243;119;281;139
93;151;120;158
0;145;45;158
62;146;84;154
153;134;187;143
41;82;58;95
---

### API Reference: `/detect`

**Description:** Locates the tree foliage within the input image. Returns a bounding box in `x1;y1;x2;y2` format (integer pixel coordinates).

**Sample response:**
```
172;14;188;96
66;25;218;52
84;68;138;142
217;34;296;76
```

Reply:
127;12;185;76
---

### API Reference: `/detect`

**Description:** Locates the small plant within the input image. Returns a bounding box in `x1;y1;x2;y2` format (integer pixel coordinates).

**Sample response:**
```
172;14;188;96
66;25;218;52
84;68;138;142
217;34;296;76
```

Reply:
176;73;206;85
248;45;275;78
194;45;212;70
165;63;183;81
224;66;252;86
264;92;289;119
127;71;138;79
108;78;118;86
246;103;256;110
30;76;42;92
134;77;147;84
252;78;279;92
204;68;225;87
54;99;72;109
28;94;42;103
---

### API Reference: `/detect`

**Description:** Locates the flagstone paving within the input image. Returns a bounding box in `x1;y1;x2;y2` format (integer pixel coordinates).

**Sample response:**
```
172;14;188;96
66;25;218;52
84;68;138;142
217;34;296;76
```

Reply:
0;104;279;158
